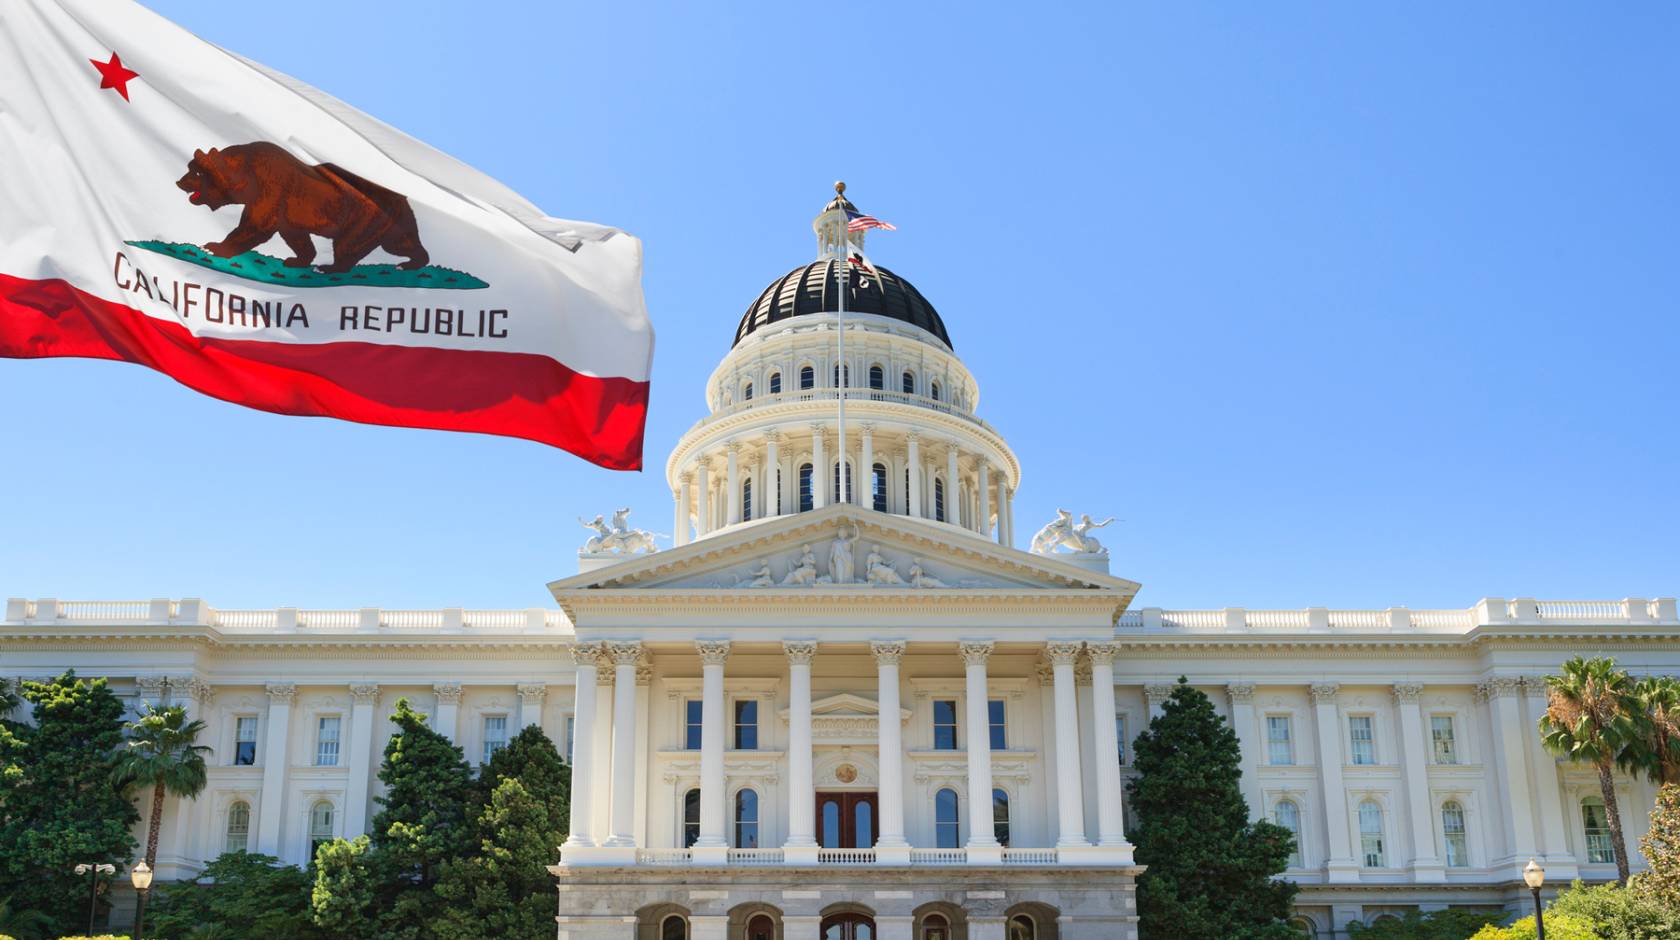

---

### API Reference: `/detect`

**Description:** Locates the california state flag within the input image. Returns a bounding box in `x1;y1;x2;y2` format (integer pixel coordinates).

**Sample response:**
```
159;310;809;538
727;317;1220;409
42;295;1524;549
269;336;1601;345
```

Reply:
0;0;653;469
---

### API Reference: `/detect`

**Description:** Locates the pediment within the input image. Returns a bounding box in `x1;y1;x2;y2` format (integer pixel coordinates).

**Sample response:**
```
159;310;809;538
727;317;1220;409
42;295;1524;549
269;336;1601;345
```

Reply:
547;505;1140;599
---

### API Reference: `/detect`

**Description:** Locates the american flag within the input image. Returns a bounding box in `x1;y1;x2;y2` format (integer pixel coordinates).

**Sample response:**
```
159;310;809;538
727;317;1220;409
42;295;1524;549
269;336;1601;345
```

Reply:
846;210;896;233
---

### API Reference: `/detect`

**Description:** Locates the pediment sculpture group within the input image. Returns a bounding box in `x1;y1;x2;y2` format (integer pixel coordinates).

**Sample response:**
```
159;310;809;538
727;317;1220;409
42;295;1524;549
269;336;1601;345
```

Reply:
735;525;949;589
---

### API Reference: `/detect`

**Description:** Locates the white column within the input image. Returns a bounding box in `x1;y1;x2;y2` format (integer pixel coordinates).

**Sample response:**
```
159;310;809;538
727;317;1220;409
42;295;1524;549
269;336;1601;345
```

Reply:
906;432;922;517
978;462;992;538
1087;646;1133;861
1484;676;1538;867
946;445;960;523
873;641;910;863
634;663;652;848
1047;642;1090;852
725;443;741;526
695;462;711;536
255;682;294;856
1524;675;1577;870
675;477;690;547
1227;683;1262;821
591;669;613;841
694;640;731;863
1004;486;1015;545
433;682;462;742
811;425;827;509
561;643;601;850
604;641;641;851
764;431;782;516
1393;683;1444;881
517;683;546;730
343;683;379;838
784;641;819;863
859;425;874;510
962;641;1002;862
1311;682;1358;882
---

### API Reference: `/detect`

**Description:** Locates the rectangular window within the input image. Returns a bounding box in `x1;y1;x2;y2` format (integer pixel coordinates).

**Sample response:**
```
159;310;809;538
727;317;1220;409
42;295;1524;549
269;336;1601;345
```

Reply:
1431;716;1458;764
933;700;958;750
1349;716;1376;765
734;699;759;750
1115;714;1128;765
988;699;1007;750
1266;716;1294;765
482;715;507;764
234;716;258;766
684;700;703;750
315;716;340;766
564;715;575;763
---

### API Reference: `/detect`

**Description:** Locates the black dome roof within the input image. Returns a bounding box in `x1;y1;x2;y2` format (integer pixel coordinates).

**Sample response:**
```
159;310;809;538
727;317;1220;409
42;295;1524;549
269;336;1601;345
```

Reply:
734;260;951;350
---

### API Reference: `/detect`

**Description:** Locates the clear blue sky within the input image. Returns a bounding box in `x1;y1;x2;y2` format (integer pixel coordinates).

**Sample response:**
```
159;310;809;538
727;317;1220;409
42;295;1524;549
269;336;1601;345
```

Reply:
3;2;1676;611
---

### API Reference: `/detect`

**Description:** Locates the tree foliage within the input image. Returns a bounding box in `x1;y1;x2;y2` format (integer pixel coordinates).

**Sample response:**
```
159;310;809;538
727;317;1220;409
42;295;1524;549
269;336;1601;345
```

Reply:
0;673;137;935
113;704;211;933
1629;678;1680;788
1344;909;1505;940
434;778;564;940
1547;878;1680;940
1637;784;1680;910
1468;913;1599;940
1540;657;1641;884
476;724;569;834
147;852;320;940
1128;678;1299;940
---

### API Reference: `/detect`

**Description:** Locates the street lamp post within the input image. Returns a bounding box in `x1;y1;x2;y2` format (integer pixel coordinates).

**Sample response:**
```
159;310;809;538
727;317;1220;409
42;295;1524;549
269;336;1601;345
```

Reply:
72;862;115;935
130;860;154;940
1524;858;1547;940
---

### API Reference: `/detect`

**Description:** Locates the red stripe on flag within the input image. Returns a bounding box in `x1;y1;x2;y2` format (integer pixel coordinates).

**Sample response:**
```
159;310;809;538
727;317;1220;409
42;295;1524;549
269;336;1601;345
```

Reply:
0;273;647;470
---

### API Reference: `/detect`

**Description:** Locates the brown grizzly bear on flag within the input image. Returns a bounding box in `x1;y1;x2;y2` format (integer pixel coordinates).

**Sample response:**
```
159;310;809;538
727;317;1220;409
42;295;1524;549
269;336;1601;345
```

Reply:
175;141;429;273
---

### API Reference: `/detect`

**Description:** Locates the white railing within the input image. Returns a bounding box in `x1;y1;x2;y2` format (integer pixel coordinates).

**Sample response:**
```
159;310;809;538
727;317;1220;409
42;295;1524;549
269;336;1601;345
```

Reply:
1001;848;1058;865
383;610;443;630
466;610;529;631
636;849;692;866
1409;610;1474;631
1536;600;1626;620
909;848;966;866
298;609;359;631
817;848;876;866
57;600;150;621
1328;610;1386;630
726;848;785;866
215;609;278;630
1246;610;1309;631
696;387;998;436
1160;610;1224;630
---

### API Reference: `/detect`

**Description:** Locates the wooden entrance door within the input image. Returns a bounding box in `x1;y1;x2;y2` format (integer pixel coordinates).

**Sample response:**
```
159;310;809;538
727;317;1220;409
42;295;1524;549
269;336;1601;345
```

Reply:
821;912;876;940
815;791;877;848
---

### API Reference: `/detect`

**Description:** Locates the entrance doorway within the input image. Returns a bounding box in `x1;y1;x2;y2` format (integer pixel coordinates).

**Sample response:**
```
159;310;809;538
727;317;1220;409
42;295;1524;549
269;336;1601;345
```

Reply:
821;912;875;940
815;791;877;848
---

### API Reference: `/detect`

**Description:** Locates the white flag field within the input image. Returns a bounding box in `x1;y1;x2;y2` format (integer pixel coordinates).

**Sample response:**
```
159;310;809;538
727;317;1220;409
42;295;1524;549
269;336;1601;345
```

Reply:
0;0;654;469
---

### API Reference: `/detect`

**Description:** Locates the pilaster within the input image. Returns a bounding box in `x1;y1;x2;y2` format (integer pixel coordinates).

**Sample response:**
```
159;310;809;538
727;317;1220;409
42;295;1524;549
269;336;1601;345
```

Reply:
1311;682;1358;882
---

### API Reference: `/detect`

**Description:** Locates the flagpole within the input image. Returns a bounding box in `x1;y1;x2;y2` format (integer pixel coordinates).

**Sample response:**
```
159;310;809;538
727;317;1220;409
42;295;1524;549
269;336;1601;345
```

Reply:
834;181;849;506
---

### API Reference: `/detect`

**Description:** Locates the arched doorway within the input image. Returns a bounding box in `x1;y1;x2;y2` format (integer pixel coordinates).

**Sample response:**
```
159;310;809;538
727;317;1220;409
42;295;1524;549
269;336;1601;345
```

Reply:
746;913;776;940
821;912;876;940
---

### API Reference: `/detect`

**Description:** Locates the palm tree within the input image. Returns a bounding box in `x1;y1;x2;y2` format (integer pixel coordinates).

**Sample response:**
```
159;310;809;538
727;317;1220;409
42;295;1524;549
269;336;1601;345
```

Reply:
1631;675;1680;787
1539;656;1640;883
114;704;211;938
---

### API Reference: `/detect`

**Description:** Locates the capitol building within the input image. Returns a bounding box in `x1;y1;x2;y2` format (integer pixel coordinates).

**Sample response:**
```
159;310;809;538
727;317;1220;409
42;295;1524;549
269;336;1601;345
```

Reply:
5;192;1678;940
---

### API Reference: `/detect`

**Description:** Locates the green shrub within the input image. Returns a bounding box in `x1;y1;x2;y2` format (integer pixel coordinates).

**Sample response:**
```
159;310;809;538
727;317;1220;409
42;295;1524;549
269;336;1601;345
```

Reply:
55;935;133;940
1345;909;1507;939
1468;913;1598;940
1549;879;1680;940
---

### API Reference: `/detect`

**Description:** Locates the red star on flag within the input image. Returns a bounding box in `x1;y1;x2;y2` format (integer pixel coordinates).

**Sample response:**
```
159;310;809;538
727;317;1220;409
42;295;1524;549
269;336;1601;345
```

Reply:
89;52;139;101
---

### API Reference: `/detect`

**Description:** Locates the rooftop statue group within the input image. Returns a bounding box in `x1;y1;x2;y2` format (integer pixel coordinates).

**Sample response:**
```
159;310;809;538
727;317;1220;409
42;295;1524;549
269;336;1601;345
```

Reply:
578;508;661;555
1030;509;1114;556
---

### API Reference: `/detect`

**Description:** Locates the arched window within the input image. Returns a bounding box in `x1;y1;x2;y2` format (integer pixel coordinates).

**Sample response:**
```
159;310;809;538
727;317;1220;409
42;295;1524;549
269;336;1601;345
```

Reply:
930;381;941;402
742;382;753;402
747;914;776;940
921;913;950;940
682;789;701;848
1442;801;1468;867
902;370;915;395
833;363;849;388
798;463;814;513
933;478;946;522
735;789;760;848
868;365;885;392
1288;917;1319;939
225;801;251;854
741;478;753;522
768;372;782;395
799;365;815;391
872;463;889;513
1358;800;1385;867
309;800;334;858
935;788;960;849
1582;797;1614;863
992;788;1010;847
1007;914;1036;940
1272;799;1302;867
661;913;689;940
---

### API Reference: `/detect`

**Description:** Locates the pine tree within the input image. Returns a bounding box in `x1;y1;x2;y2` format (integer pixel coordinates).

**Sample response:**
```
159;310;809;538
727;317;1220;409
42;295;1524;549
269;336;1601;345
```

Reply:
1127;678;1299;940
149;852;320;940
0;673;138;935
477;723;570;831
434;778;563;940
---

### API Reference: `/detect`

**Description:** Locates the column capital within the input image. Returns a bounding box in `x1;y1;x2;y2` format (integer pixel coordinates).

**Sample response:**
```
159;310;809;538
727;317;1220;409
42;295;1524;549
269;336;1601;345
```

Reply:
763;428;782;443
167;674;214;704
349;683;380;704
1391;682;1424;704
137;675;167;697
905;429;921;443
784;640;819;665
433;682;463;703
1143;683;1174;706
1085;642;1119;666
517;683;547;705
571;640;606;666
1309;682;1341;703
608;640;644;665
264;682;296;703
1045;640;1084;665
696;639;732;666
1478;676;1524;699
1227;682;1256;704
726;440;741;454
858;423;875;437
958;640;994;666
1520;675;1552;697
1073;657;1094;685
636;657;654;686
680;471;694;484
809;422;826;435
870;640;906;665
